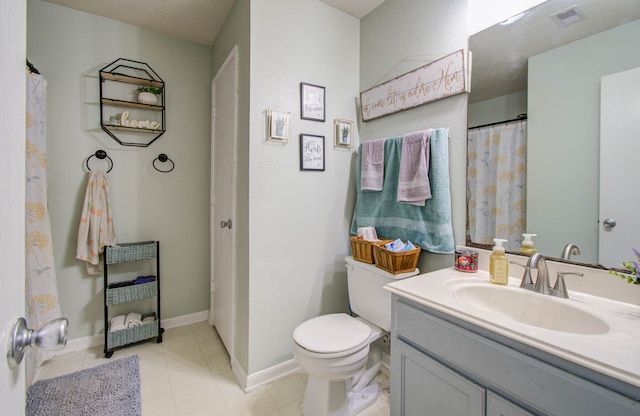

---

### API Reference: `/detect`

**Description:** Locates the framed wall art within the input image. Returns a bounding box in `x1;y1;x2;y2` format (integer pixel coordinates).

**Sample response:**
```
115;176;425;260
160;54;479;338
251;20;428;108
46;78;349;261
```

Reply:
300;82;325;122
333;119;353;148
299;134;325;171
266;108;290;143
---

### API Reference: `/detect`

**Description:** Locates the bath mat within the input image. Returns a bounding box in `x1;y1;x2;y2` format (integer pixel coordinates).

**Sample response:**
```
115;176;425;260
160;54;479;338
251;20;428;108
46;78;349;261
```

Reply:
26;355;141;416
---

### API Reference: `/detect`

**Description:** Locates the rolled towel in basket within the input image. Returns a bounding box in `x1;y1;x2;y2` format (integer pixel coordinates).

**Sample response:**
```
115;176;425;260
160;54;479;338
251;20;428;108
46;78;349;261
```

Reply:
110;315;126;332
125;312;143;328
142;315;155;324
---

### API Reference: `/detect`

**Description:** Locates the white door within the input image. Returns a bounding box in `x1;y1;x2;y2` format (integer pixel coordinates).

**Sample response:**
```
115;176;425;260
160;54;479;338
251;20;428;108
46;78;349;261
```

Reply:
210;46;238;356
599;67;640;267
1;0;27;410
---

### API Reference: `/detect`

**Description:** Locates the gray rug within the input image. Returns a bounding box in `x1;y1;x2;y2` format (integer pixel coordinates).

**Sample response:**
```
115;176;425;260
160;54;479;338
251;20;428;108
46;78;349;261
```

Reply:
27;355;141;416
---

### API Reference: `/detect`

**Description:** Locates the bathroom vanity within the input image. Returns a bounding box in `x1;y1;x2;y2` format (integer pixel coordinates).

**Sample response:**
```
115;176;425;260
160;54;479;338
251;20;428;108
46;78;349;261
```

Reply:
386;268;640;415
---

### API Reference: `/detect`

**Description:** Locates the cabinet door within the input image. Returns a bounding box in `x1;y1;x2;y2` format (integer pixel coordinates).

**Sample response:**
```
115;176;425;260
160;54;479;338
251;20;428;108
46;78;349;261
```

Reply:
487;392;534;416
393;339;485;416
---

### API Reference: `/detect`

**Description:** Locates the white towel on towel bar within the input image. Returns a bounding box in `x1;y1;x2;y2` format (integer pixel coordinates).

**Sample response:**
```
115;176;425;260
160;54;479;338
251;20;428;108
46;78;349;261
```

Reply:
397;129;432;206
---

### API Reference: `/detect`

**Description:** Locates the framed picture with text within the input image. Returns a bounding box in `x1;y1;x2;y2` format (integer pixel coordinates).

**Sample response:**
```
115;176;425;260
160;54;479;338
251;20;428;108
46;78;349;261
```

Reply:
300;82;325;122
300;134;325;171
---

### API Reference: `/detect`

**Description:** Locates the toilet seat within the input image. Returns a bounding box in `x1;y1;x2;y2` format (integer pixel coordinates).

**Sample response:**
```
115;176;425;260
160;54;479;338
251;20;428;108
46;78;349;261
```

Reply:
294;313;370;356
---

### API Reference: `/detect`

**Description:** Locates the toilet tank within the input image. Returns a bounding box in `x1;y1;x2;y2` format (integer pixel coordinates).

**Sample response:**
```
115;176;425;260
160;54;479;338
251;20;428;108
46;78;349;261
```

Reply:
345;256;419;332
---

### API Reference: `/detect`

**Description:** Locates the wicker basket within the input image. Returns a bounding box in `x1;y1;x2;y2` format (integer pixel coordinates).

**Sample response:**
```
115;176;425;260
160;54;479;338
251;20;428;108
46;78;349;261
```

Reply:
373;244;421;274
107;312;158;348
350;236;392;264
106;281;157;306
106;241;158;264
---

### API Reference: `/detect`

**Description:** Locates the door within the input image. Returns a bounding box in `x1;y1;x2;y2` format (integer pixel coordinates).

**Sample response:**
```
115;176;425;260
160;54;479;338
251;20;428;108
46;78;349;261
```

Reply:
1;0;27;411
210;46;238;356
599;67;640;267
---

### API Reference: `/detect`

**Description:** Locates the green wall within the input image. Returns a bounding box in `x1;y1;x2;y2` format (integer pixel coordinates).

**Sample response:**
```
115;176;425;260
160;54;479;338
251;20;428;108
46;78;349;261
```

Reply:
27;0;212;340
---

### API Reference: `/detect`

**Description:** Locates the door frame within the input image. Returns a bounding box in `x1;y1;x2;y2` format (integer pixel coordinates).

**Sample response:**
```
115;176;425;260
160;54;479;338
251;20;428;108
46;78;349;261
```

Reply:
1;0;27;411
209;45;238;356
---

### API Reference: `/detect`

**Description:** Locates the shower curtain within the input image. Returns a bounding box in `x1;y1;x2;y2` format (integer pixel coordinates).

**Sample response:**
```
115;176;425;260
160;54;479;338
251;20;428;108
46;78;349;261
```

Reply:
467;121;527;251
25;68;62;383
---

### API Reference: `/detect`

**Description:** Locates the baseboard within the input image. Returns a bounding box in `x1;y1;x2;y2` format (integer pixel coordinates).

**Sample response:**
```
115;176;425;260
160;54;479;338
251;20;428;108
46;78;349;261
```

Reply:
231;356;301;393
50;310;209;357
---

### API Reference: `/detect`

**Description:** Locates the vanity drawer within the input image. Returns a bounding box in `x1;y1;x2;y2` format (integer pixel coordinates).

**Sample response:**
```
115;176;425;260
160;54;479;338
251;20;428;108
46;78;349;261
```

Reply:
393;298;640;415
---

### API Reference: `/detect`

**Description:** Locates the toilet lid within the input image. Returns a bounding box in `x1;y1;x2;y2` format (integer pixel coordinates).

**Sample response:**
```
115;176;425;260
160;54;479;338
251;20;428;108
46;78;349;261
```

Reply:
293;313;371;354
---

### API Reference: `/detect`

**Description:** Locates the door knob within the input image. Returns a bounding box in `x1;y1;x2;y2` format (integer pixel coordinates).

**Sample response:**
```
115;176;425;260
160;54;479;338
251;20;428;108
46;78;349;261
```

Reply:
603;218;617;229
220;219;232;229
7;317;68;368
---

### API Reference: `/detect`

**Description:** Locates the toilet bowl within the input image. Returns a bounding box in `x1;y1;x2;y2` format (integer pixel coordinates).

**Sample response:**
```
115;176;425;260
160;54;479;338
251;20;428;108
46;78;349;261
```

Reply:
293;314;383;416
292;257;419;416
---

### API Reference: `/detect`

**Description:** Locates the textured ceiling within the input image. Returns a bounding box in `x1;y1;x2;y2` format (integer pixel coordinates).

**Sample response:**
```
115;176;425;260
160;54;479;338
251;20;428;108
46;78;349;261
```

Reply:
42;0;386;47
469;0;640;103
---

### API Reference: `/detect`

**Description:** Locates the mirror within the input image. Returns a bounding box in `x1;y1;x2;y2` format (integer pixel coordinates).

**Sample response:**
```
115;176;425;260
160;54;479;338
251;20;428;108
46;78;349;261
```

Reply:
467;0;640;268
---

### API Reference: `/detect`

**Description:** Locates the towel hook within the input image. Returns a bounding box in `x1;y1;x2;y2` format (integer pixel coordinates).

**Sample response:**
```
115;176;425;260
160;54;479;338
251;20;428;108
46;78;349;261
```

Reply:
86;150;113;173
153;153;175;173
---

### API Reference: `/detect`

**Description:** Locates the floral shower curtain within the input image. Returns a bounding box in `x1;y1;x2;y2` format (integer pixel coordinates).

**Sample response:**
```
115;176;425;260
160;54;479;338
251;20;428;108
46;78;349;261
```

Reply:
467;121;527;251
25;68;62;383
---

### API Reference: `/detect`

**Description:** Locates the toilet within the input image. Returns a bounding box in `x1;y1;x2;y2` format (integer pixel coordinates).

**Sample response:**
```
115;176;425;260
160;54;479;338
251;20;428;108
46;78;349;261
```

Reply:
292;256;419;416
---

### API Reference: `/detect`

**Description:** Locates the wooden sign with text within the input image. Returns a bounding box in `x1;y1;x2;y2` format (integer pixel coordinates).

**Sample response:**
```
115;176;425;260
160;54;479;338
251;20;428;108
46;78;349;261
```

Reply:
360;49;467;121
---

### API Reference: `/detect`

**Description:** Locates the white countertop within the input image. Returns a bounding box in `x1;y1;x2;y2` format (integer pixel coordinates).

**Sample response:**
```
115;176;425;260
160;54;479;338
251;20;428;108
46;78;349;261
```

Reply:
385;267;640;389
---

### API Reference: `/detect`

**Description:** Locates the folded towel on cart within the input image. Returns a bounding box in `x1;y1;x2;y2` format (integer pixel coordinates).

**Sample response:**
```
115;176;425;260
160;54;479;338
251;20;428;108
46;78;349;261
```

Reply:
110;315;126;332
125;312;143;328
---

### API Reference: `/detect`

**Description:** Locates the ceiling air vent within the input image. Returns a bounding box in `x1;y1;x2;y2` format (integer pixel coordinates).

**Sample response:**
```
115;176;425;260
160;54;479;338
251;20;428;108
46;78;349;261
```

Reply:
550;5;587;27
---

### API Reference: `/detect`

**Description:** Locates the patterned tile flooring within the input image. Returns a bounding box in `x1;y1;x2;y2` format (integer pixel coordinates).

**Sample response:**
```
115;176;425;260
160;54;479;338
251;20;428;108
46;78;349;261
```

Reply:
36;321;390;416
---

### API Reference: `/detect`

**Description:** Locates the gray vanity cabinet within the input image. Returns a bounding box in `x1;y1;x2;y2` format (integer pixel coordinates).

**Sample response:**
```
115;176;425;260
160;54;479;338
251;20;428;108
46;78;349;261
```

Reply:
390;295;640;416
395;339;485;415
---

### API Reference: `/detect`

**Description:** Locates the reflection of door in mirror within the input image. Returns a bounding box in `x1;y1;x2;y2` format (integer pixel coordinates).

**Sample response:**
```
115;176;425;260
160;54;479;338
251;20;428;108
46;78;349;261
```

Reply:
467;0;640;268
527;20;640;267
599;67;640;268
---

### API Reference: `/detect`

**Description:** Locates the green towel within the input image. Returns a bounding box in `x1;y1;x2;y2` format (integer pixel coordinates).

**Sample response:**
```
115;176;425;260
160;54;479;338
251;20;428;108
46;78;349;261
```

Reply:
350;128;454;254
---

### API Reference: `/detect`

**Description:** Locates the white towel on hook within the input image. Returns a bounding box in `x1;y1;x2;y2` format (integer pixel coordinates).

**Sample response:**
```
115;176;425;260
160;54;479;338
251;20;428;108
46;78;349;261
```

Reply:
76;170;117;275
360;138;385;191
397;129;432;206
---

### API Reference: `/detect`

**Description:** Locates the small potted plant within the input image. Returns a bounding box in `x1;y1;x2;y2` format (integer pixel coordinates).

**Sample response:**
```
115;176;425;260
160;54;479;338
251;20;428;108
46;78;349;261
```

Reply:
135;86;162;105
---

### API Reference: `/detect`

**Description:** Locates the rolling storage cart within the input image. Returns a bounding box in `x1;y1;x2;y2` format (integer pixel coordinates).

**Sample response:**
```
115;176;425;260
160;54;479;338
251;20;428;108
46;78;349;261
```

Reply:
103;241;163;358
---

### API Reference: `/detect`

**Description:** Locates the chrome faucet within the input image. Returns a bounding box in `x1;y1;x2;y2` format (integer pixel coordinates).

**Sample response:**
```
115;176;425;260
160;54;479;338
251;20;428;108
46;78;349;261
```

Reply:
528;253;551;295
561;243;581;260
525;253;583;298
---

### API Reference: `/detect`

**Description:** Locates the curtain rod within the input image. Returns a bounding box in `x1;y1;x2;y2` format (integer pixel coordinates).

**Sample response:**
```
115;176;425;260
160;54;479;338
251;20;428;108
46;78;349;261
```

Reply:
468;114;527;130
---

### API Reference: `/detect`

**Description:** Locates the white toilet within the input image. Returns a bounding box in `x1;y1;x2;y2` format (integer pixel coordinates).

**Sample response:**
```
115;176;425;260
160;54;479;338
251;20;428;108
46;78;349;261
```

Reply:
292;256;419;416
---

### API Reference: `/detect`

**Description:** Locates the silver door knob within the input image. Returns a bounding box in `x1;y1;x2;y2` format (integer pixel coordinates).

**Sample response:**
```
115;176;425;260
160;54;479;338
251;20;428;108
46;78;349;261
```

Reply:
603;218;617;229
7;317;68;368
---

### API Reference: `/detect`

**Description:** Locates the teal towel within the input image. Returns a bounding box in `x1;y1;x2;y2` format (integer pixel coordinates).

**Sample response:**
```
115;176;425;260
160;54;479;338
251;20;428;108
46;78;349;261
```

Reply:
350;128;454;254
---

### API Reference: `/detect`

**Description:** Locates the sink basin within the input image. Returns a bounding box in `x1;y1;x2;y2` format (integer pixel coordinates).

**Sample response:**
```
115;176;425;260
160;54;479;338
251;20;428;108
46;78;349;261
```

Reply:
452;283;610;335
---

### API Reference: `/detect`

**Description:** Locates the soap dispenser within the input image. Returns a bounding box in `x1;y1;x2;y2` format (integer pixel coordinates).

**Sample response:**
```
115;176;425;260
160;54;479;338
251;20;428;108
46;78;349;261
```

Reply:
520;233;538;255
490;238;509;285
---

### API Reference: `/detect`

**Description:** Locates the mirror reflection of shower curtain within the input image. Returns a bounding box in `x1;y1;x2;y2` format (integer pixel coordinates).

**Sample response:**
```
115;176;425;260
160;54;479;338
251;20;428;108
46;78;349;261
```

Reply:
467;121;527;251
25;69;62;385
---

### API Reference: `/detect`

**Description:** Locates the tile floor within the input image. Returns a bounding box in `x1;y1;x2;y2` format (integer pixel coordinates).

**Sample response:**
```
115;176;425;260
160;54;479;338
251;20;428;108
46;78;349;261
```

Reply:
36;321;391;416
